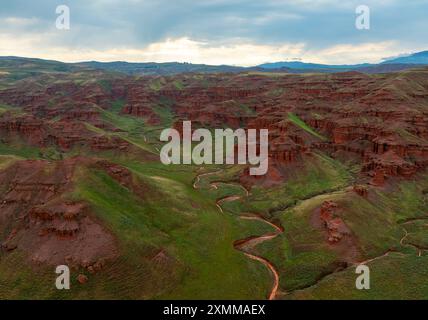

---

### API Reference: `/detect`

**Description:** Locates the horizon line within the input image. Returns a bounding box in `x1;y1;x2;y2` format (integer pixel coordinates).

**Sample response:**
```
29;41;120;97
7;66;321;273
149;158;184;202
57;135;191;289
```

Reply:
2;53;422;68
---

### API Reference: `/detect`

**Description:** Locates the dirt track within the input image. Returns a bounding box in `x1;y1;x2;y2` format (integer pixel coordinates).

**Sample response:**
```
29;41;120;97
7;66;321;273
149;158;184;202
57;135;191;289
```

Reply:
193;170;283;300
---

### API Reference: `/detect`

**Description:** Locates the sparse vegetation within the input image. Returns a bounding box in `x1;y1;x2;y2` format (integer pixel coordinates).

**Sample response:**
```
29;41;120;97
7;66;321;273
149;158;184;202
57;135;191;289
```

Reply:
288;112;326;140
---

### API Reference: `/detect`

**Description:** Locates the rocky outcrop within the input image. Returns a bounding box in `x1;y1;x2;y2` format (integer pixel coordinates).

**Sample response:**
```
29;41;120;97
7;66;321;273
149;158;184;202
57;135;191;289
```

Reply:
0;158;118;269
353;185;368;197
371;168;386;186
319;201;350;244
0;68;427;186
77;274;88;284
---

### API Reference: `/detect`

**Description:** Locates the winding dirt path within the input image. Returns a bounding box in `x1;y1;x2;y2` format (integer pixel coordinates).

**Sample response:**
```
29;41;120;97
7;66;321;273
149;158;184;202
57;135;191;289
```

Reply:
400;227;426;257
234;214;284;300
211;182;250;197
192;169;223;189
193;170;284;300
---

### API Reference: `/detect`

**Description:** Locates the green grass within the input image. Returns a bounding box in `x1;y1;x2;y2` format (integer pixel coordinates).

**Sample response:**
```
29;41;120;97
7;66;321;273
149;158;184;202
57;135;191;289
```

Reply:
237;103;256;116
1;70;428;300
244;152;351;214
0;154;22;169
0;141;43;159
188;152;355;293
268;170;428;298
92;105;158;153
149;77;166;91
267;88;284;97
62;163;272;299
93;97;175;154
173;80;184;90
151;103;175;127
395;128;427;145
84;123;106;135
0;105;9;115
288;112;326;140
285;253;428;299
110;99;126;113
0;103;24;115
98;80;112;93
404;221;428;249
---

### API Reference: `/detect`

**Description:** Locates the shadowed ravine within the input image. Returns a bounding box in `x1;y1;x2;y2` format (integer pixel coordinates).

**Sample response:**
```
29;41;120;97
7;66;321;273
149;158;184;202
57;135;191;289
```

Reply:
193;170;284;300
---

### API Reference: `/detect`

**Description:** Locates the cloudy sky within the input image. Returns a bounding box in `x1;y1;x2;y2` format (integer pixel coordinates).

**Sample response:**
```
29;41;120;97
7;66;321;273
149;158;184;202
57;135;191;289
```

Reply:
0;0;427;66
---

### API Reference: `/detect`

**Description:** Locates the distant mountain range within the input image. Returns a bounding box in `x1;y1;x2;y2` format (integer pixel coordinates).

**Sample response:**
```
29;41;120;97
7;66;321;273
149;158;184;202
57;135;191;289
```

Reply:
76;61;262;75
0;50;427;79
257;51;428;73
258;61;371;70
382;50;428;64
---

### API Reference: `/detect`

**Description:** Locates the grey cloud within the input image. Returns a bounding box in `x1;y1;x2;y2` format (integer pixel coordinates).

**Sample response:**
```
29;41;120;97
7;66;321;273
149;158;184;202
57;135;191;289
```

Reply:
0;0;427;60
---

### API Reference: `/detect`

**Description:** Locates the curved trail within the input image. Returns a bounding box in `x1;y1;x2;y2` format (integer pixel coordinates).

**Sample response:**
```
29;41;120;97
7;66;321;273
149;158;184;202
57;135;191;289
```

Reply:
400;228;425;257
192;170;223;189
211;181;250;197
400;216;428;257
193;170;283;300
234;214;284;300
193;170;424;299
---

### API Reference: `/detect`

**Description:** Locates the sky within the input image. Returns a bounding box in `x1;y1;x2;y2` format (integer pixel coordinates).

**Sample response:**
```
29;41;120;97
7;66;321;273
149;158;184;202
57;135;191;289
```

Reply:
0;0;427;66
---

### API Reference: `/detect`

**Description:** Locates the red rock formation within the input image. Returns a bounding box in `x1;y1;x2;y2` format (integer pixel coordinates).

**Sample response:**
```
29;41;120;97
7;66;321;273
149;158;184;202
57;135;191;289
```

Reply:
353;185;368;197
319;201;350;244
0;68;427;187
0;158;118;268
77;274;88;284
372;168;385;186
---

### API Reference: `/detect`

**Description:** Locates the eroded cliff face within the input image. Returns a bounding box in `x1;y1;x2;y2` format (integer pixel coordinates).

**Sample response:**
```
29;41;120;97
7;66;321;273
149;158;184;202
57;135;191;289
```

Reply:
2;70;428;185
0;158;118;271
0;68;428;273
225;71;428;186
